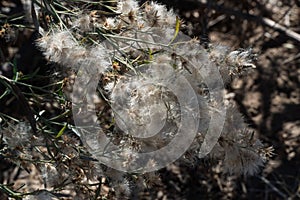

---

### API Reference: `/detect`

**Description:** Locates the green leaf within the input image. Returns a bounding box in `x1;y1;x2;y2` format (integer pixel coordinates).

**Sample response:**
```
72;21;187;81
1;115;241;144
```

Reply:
168;16;181;46
56;123;67;138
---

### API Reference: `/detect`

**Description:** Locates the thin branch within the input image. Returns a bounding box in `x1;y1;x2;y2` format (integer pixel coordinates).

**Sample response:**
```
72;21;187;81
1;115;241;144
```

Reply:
261;17;300;43
0;75;37;134
185;1;300;43
259;176;287;199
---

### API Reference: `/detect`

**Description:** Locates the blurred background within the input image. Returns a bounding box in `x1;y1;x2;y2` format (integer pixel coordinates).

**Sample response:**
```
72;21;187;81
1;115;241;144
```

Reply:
1;0;299;199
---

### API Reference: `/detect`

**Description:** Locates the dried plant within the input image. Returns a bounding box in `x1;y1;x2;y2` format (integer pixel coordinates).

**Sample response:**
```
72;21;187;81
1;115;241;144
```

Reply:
0;0;274;199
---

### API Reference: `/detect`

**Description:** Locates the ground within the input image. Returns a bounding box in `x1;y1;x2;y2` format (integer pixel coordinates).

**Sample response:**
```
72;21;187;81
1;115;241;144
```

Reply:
0;0;299;199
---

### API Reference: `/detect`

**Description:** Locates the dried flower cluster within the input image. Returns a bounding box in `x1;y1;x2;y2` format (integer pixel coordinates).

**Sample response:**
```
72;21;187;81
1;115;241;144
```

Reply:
0;0;274;199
